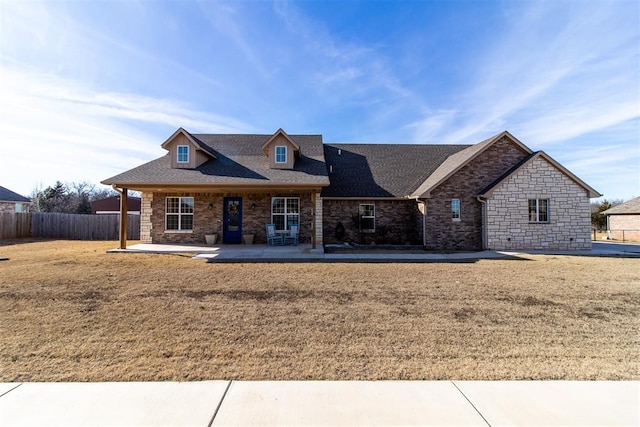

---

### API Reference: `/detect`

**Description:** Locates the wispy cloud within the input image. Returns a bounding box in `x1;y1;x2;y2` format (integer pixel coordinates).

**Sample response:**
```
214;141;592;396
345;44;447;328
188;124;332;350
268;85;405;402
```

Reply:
273;1;413;105
0;67;251;194
410;1;639;146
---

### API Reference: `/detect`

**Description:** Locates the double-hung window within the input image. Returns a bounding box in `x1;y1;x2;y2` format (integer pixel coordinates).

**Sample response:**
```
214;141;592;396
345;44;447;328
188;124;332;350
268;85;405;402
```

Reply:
451;198;461;221
272;197;299;230
275;146;287;163
528;199;549;223
359;204;375;232
166;197;194;231
177;145;189;163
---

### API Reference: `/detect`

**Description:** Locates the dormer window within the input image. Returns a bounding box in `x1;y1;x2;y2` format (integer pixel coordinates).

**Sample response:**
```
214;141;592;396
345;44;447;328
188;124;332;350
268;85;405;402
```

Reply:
177;145;189;163
275;146;287;163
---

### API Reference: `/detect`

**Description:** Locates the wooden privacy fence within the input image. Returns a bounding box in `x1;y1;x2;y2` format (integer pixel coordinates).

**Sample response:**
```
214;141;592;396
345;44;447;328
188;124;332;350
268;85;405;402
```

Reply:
0;213;32;239
0;213;140;240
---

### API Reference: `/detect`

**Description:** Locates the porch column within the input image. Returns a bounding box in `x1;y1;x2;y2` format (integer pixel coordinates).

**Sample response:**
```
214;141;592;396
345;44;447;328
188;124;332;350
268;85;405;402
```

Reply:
119;188;128;249
140;192;153;243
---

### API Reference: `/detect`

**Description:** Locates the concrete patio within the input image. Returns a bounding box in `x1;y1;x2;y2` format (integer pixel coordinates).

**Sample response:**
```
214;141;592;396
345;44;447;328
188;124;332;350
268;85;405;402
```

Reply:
1;380;637;426
106;241;640;262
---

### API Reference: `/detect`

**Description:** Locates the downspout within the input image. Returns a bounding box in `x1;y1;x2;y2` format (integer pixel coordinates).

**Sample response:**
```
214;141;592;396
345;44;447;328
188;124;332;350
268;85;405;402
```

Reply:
477;196;487;250
421;199;427;247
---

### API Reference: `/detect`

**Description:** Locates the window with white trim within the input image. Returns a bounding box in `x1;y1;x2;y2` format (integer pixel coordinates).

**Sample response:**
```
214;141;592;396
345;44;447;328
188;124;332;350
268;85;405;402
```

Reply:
272;197;299;230
275;146;287;163
166;197;194;230
528;199;549;223
451;198;461;221
359;203;375;232
177;145;189;163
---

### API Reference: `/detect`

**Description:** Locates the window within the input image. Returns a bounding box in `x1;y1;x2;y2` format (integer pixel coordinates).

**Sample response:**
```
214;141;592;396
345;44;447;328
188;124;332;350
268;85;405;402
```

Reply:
15;203;23;213
272;197;299;230
177;145;189;163
359;204;375;232
451;199;461;221
528;199;549;223
166;197;194;230
275;146;287;163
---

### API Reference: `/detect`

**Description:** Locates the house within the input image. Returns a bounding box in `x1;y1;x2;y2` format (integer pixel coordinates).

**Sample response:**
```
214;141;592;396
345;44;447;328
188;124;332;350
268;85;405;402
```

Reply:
0;186;31;213
602;196;640;241
91;195;141;215
102;128;601;251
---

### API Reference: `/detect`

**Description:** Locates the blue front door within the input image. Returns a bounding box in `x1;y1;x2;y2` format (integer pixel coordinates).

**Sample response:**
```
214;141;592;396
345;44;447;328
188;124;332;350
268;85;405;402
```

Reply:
223;197;242;244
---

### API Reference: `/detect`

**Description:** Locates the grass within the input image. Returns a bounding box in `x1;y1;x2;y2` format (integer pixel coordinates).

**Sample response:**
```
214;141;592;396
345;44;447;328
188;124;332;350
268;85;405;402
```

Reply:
0;239;638;382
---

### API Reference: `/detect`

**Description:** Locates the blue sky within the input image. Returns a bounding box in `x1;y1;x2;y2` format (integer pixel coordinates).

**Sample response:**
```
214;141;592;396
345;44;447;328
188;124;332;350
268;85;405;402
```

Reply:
1;0;638;201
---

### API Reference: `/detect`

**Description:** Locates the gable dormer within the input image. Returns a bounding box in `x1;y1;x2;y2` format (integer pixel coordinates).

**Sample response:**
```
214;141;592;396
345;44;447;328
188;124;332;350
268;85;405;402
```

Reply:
161;128;216;169
261;128;300;169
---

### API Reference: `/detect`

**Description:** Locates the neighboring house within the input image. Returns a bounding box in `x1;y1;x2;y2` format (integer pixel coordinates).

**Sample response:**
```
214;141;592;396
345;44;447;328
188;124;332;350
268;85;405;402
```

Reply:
602;196;640;241
102;128;601;250
0;186;31;213
91;195;141;215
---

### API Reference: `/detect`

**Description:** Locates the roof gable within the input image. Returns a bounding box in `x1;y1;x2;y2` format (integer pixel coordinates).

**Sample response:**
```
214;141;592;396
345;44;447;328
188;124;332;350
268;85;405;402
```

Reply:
479;151;602;198
161;127;217;159
603;196;640;215
261;128;300;156
0;186;30;203
410;131;533;198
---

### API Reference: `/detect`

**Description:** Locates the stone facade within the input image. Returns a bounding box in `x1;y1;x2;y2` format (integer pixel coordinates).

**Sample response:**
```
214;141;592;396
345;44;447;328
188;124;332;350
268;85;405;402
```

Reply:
485;156;592;250
149;192;316;245
323;199;423;245
424;137;529;251
140;192;153;243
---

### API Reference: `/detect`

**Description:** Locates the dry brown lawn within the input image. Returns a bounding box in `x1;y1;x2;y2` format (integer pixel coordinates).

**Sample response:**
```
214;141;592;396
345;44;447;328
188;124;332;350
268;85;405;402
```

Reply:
1;240;638;382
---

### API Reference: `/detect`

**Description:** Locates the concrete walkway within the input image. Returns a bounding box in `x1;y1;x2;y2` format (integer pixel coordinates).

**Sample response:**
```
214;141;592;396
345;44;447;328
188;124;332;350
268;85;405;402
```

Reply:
1;380;637;426
109;241;640;262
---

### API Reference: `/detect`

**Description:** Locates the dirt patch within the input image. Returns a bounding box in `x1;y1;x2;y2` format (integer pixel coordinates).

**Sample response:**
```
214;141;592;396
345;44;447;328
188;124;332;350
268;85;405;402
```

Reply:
0;239;638;381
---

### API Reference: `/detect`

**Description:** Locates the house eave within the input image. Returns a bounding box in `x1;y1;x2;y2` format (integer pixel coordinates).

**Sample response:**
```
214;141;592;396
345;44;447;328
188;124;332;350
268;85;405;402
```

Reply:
322;196;413;201
104;182;329;193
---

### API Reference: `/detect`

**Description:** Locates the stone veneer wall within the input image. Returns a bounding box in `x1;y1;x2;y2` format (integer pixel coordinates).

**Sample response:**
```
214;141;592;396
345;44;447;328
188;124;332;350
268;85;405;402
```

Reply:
322;199;422;245
0;202;29;213
424;137;529;251
149;192;314;244
608;215;640;241
140;192;153;243
485;156;592;250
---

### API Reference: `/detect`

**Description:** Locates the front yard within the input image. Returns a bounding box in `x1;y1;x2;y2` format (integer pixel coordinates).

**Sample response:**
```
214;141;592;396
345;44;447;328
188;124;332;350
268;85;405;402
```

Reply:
0;240;638;381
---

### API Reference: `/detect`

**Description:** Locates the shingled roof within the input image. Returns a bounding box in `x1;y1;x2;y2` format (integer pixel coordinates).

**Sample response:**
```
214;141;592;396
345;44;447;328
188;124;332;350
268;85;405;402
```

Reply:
321;143;469;198
603;196;640;215
0;186;30;203
102;133;330;189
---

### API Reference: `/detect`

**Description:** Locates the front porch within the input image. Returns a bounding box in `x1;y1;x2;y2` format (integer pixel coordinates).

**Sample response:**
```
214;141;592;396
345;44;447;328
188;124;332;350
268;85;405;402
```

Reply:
142;191;323;248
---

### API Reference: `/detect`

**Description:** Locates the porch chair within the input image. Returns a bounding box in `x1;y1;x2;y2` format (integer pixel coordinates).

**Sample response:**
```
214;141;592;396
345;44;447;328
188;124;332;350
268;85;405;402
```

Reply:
265;223;284;246
284;224;299;246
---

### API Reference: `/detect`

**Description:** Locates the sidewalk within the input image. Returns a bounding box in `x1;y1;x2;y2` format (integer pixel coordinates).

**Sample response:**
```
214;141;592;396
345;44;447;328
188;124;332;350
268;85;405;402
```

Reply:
1;381;638;426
